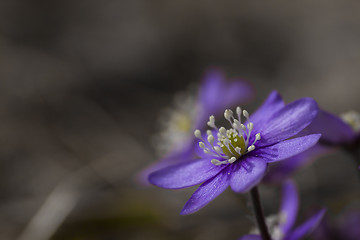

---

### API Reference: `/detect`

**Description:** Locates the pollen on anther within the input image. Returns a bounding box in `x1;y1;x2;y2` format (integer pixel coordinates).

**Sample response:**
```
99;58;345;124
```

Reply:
228;157;237;163
243;110;249;119
224;109;233;120
248;145;255;152
207;135;215;144
194;129;202;139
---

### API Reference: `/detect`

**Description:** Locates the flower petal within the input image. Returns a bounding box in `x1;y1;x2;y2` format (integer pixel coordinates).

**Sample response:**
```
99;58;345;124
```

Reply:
257;98;318;147
288;209;326;240
279;180;299;236
250;90;285;128
230;157;267;193
149;158;225;189
305;109;356;144
180;168;231;215
138;145;195;185
254;134;321;162
238;235;262;240
263;144;333;184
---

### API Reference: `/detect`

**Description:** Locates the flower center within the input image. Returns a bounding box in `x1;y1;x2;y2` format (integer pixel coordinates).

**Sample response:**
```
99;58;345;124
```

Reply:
194;106;261;166
341;110;360;132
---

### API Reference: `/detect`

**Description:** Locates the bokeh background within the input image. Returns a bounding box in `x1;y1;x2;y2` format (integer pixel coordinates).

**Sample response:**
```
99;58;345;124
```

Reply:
0;1;360;239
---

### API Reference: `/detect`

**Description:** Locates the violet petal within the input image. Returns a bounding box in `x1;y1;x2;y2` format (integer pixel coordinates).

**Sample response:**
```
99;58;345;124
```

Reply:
196;69;253;129
149;158;225;189
229;157;267;193
305;109;355;144
279;180;299;236
288;209;326;240
257;98;318;147
250;90;285;129
263;144;333;184
254;134;321;162
180;168;231;215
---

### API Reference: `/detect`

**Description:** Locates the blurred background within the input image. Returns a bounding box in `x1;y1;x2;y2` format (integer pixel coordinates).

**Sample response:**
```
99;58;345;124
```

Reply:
0;1;360;239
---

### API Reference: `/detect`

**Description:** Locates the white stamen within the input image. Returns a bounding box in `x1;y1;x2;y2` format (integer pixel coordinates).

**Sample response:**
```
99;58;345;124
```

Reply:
247;145;255;152
224;109;233;121
207;115;217;129
236;106;242;117
211;159;225;166
248;122;254;131
199;142;205;149
228;157;237;163
214;146;222;154
219;127;227;136
223;138;230;147
194;129;202;139
252;133;261;145
243;110;249;119
206;130;212;136
207;135;215;144
235;147;242;155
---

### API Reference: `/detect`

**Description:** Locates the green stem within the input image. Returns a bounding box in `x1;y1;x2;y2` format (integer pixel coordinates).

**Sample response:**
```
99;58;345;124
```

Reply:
250;187;271;240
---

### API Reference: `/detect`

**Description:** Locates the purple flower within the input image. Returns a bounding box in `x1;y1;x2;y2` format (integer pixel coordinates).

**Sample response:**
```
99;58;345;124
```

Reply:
306;110;360;146
149;91;320;214
240;180;326;240
264;109;360;183
139;69;254;184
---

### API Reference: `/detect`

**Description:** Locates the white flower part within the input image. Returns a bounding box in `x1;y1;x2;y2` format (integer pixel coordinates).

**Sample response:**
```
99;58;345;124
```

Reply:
153;86;198;156
194;130;202;139
250;214;285;240
194;106;261;166
207;115;217;129
341;110;360;132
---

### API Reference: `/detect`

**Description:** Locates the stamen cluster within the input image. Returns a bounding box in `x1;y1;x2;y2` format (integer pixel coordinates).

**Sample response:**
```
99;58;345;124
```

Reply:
194;107;261;166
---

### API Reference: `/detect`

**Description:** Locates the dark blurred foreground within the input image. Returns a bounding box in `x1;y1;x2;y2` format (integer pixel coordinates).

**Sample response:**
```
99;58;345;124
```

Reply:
0;1;359;239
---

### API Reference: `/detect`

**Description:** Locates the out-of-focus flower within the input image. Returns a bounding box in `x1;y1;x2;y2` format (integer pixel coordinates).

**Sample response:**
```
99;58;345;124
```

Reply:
240;180;326;240
264;109;360;183
307;110;360;146
139;69;254;183
149;91;320;214
312;208;360;240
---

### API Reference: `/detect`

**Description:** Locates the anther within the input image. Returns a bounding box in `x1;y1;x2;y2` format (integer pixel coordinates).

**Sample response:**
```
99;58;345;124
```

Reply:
207;135;215;144
211;159;225;166
207;115;217;128
243;110;249;119
214;146;222;154
236;106;242;116
247;145;255;152
194;129;202;139
228;157;237;163
224;109;233;120
219;127;227;136
251;133;261;146
248;122;254;131
199;142;206;149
